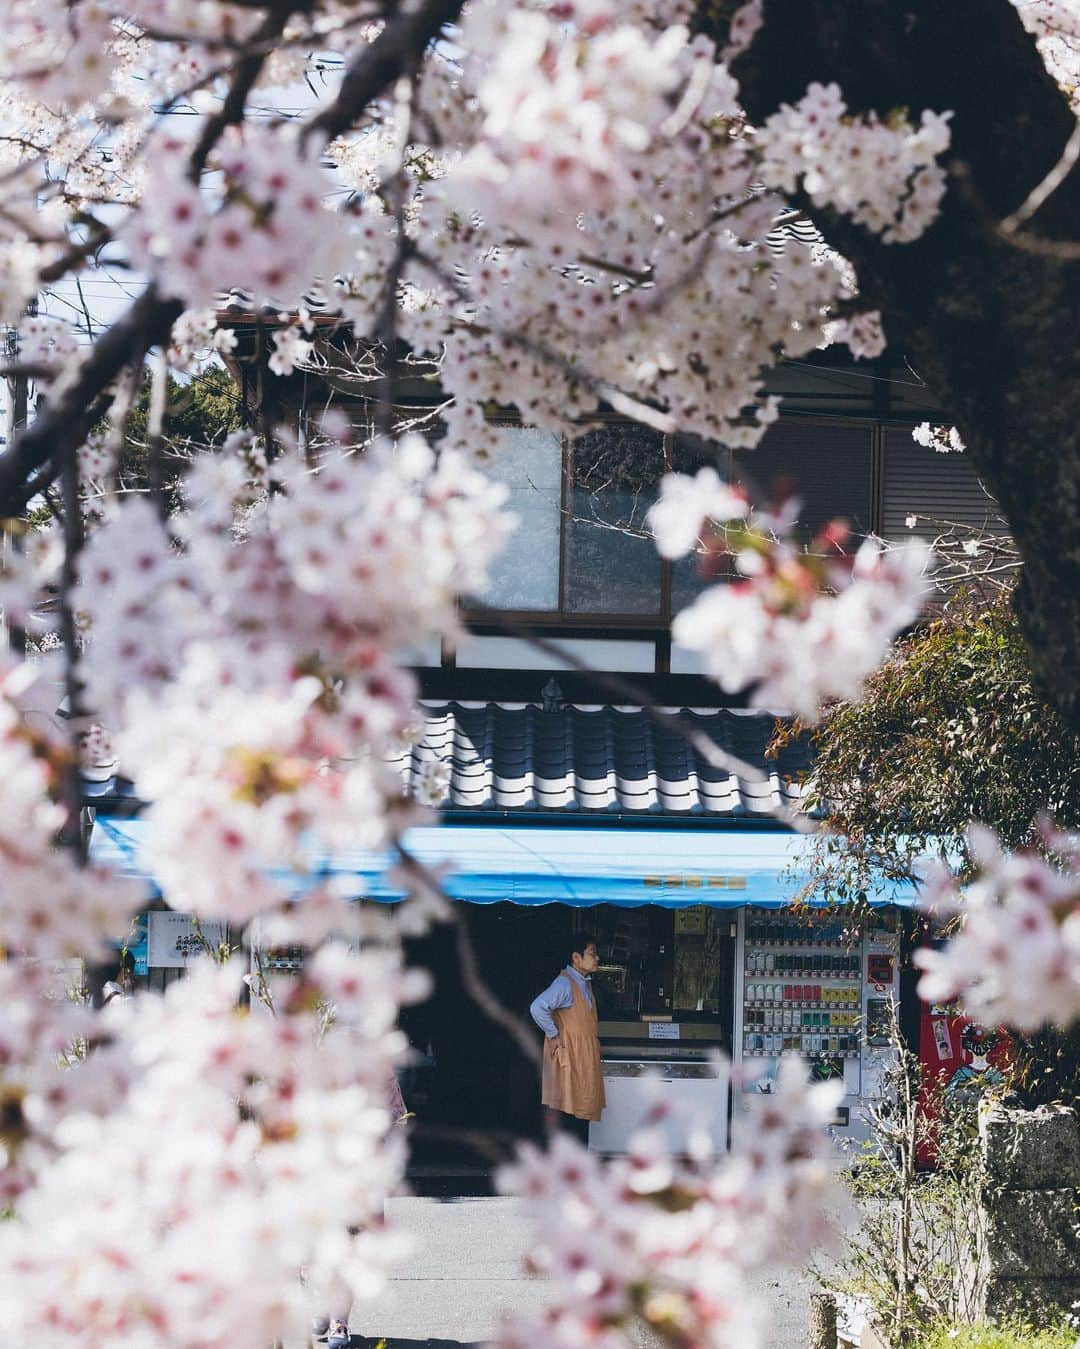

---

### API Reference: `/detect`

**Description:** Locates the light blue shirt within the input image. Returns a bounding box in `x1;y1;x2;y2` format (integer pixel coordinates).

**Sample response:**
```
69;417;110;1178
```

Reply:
530;966;594;1038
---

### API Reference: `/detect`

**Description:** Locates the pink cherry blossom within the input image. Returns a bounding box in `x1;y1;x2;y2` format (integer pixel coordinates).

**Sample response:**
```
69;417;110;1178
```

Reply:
652;475;931;719
914;822;1080;1030
496;1060;842;1348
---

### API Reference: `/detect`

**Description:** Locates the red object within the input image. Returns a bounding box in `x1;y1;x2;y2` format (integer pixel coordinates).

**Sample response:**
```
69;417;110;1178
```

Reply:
916;998;1014;1167
867;952;894;985
784;984;792;1001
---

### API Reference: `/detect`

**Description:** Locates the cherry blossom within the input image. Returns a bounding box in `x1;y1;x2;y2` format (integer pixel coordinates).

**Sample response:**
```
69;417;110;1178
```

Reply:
650;477;931;719
914;822;1080;1030
443;6;691;240
912;422;967;453
758;83;952;244
496;1060;843;1348
169;308;239;374
0;949;421;1349
269;322;316;376
0;0;117;109
74;433;514;923
125;127;356;308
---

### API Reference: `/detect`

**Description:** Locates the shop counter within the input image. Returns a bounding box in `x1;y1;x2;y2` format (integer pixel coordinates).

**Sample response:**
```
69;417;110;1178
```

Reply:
588;1050;730;1154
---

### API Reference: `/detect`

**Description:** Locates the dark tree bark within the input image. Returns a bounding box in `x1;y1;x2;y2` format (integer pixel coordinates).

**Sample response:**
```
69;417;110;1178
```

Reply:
706;0;1080;731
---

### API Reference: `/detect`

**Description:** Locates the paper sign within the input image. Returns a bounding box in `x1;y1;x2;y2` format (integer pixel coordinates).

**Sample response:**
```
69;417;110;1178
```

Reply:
148;911;228;967
648;1022;681;1040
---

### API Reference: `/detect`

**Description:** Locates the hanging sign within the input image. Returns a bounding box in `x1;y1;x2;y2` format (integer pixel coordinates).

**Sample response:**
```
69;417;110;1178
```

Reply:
147;911;228;967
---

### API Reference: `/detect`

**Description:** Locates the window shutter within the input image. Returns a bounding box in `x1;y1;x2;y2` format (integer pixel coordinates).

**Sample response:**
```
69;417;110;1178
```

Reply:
882;429;1004;540
732;420;874;536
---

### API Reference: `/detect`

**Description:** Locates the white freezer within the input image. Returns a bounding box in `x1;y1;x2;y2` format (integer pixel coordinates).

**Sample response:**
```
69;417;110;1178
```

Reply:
589;1059;730;1154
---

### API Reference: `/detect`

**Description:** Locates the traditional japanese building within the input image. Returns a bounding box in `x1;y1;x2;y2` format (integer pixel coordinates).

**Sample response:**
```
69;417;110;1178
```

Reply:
85;307;1006;1161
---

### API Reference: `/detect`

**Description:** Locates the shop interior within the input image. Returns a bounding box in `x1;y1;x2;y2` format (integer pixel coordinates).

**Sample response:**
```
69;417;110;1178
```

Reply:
399;902;737;1161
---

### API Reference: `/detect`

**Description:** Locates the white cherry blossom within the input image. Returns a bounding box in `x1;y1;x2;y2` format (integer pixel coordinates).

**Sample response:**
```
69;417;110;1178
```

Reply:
914;822;1080;1030
496;1060;842;1349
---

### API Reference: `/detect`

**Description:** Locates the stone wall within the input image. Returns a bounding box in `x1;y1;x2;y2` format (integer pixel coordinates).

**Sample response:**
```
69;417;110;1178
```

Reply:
978;1103;1080;1323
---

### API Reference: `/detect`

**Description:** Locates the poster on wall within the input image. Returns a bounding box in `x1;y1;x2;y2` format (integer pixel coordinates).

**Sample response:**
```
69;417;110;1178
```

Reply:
916;999;1014;1166
147;911;228;967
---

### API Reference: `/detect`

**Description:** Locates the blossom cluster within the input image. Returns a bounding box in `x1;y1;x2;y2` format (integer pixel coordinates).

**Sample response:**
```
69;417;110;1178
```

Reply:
0;949;422;1349
649;468;931;719
404;15;889;457
125;127;355;308
758;83;952;244
914;822;1080;1031
75;433;514;922
0;0;959;464
1013;0;1080;104
912;422;966;454
0;421;507;1334
443;6;691;243
496;1060;843;1349
0;0;117;109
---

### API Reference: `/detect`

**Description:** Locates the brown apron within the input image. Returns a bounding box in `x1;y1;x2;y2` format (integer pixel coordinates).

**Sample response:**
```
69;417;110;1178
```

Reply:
541;970;606;1122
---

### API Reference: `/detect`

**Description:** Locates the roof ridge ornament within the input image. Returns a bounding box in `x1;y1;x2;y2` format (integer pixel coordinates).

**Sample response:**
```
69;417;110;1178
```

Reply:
541;677;565;715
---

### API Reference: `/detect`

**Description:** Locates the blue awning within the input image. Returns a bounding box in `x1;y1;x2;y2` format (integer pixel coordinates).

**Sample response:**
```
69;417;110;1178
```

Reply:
90;815;916;909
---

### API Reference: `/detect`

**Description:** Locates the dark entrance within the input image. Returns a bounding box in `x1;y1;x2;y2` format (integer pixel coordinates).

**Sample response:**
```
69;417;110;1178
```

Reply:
573;905;736;1053
401;904;573;1170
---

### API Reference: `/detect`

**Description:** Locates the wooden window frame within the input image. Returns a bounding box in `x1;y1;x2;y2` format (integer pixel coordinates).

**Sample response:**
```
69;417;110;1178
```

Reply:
467;413;881;636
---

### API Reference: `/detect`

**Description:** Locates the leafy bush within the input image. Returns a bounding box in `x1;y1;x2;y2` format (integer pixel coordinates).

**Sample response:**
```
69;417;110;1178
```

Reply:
803;597;1080;1109
828;1004;1002;1346
922;1319;1078;1348
806;596;1080;880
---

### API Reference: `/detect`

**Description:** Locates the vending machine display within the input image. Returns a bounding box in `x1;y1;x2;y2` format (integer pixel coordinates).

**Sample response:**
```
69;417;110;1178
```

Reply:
741;910;862;1061
737;906;902;1141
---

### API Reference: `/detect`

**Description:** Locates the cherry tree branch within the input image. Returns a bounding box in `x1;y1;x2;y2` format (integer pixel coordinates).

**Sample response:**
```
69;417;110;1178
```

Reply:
1000;118;1080;234
0;287;183;517
188;0;302;178
3;0;463;518
304;0;466;147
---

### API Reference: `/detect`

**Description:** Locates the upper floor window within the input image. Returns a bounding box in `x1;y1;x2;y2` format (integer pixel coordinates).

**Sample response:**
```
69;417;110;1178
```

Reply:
476;422;665;619
470;417;1001;626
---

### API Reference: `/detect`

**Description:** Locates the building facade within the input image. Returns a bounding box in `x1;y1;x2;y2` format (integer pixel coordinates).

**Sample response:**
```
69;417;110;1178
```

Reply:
87;328;1004;1156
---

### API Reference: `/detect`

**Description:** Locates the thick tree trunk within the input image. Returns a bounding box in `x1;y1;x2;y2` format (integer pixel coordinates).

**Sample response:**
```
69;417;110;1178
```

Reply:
710;0;1080;731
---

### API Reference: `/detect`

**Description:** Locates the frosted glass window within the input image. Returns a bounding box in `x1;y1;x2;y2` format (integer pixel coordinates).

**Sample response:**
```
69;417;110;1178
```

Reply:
564;425;663;614
474;427;563;611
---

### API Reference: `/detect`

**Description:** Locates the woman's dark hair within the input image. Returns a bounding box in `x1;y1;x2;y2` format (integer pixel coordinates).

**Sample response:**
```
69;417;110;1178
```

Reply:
960;1022;997;1055
570;935;599;963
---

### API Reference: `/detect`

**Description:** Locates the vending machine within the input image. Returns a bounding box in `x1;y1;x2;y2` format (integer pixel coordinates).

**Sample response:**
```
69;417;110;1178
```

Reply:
735;906;901;1144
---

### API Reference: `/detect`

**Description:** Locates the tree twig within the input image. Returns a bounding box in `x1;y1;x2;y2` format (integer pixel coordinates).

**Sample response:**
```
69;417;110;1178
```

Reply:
304;0;465;148
0;287;183;517
1000;118;1080;234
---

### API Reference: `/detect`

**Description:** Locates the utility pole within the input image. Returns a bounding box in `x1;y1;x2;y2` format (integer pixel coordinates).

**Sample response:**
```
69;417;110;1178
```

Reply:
3;298;37;655
4;296;35;444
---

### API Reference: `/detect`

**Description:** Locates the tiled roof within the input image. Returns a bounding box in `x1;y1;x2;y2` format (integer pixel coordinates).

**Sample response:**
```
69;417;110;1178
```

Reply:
390;701;813;817
83;701;814;818
215;219;824;322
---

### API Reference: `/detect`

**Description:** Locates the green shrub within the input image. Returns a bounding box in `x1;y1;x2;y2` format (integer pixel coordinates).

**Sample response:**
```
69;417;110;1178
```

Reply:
923;1318;1077;1348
